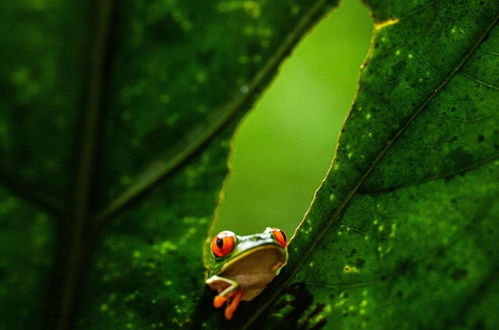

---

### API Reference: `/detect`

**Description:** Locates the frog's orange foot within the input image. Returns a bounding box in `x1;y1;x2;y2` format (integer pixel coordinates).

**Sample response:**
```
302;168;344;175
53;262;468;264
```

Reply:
213;295;227;308
213;289;244;320
224;288;243;320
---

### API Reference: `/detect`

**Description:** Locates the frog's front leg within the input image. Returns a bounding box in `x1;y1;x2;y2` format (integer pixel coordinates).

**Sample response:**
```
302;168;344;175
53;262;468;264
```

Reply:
206;275;244;320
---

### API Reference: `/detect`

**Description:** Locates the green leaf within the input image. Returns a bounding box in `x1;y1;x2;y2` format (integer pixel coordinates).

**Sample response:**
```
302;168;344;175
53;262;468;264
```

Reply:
0;0;337;328
227;0;499;328
2;0;498;328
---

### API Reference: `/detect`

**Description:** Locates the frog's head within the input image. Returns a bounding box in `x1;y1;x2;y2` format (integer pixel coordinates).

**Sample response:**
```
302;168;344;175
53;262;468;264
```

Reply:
207;227;288;277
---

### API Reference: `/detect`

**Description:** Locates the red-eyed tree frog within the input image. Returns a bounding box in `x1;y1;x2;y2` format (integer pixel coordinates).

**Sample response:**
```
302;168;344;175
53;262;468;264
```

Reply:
205;227;288;320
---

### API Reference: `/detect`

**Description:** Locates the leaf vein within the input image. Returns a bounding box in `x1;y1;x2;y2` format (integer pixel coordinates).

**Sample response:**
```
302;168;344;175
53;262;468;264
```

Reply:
359;153;499;195
0;165;65;216
462;72;499;90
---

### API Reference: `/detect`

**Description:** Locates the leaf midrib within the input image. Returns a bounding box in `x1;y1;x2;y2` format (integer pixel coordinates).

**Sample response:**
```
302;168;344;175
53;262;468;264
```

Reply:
241;11;499;329
51;1;115;329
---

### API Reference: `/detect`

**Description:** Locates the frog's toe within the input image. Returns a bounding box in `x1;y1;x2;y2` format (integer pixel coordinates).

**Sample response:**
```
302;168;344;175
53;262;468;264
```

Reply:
213;289;236;308
224;289;243;320
213;295;227;308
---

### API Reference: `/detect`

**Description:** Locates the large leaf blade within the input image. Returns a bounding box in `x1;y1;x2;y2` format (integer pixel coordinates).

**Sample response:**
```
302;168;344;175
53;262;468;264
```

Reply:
0;0;338;328
229;0;499;328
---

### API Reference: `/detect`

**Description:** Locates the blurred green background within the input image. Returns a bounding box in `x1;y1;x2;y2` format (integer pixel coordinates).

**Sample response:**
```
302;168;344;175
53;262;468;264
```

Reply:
213;0;373;236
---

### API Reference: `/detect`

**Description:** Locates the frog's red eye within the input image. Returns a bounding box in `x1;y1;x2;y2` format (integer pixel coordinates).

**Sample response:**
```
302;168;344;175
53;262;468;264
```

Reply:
211;231;235;257
271;228;287;248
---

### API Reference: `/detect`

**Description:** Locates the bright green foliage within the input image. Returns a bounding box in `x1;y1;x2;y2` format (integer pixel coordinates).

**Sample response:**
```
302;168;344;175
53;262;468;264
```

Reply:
228;0;499;329
0;0;337;328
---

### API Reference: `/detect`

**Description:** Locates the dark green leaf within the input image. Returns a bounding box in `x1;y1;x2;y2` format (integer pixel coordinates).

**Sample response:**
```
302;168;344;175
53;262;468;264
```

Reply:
0;0;336;328
231;0;499;328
